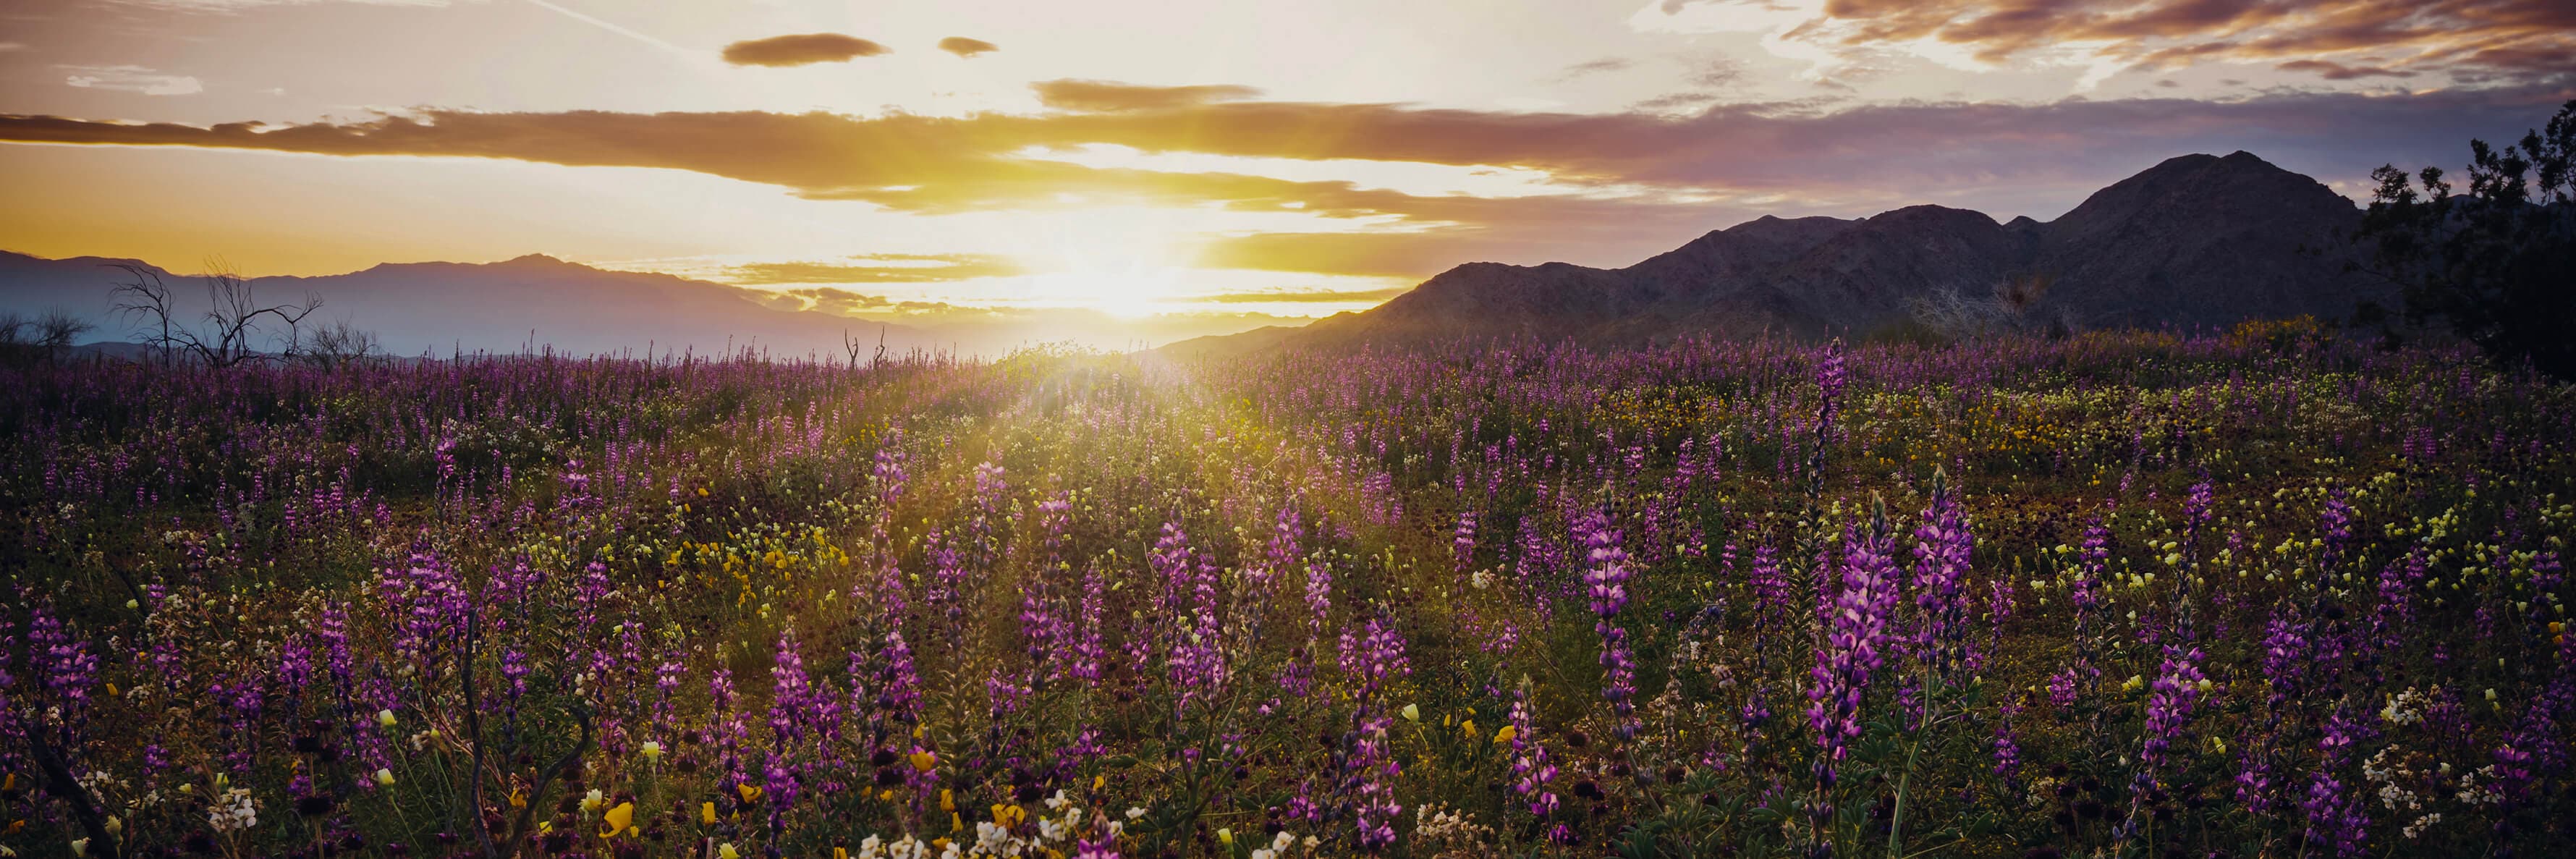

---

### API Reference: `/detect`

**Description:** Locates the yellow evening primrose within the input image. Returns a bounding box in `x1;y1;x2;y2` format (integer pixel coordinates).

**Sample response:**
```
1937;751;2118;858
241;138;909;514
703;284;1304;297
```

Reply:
599;802;632;838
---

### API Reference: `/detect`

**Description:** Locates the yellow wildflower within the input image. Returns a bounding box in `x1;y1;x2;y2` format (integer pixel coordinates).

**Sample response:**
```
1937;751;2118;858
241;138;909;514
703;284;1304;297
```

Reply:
599;802;633;838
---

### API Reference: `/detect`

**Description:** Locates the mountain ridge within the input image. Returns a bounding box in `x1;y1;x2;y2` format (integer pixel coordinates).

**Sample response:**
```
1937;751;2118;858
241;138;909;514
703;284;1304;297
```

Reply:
1168;151;2386;357
0;250;936;360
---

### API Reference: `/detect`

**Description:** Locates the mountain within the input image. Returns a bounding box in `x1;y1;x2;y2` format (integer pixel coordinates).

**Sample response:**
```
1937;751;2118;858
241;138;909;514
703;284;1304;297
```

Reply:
0;251;933;359
1169;151;2386;357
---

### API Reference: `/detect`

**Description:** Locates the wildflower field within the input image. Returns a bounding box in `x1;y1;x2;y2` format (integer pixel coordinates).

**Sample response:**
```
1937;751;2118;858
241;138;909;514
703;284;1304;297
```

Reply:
4;323;2572;858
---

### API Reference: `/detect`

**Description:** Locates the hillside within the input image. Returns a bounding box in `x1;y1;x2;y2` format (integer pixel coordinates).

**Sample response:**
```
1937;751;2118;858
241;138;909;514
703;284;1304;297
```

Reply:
0;251;932;360
1169;151;2386;357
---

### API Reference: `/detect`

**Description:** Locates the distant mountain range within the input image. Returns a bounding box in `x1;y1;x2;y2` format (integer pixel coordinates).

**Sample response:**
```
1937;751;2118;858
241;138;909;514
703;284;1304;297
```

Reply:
0;251;932;360
7;151;2394;363
1169;151;2392;356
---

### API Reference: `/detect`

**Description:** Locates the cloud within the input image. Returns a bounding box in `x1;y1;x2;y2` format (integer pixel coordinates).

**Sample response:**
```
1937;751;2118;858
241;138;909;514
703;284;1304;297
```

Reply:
1637;0;2576;86
0;43;25;53
5;85;2560;202
721;33;891;67
1033;80;1263;111
61;65;203;96
1688;56;1746;88
1631;90;1727;112
2276;59;2418;80
1556;57;1632;80
98;0;453;9
6;82;2568;274
758;287;963;316
938;37;999;58
727;253;1028;284
1199;286;1413;303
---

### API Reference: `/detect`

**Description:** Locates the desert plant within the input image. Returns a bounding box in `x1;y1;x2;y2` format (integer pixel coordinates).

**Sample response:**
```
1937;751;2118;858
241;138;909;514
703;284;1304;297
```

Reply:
2352;98;2576;378
0;309;93;368
299;318;381;371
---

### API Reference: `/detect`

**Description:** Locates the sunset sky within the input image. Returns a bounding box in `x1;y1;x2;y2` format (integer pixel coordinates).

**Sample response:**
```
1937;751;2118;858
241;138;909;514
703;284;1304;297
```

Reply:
2;0;2570;334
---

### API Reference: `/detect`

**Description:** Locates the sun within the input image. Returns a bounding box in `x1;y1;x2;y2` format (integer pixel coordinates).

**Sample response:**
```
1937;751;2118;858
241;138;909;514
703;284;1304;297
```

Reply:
1033;268;1184;318
1017;208;1198;317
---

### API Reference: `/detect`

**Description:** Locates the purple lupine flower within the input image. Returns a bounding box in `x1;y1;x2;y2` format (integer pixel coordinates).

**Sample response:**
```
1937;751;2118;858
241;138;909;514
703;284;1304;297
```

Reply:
2072;516;2109;612
708;668;750;792
2260;613;2310;707
1577;509;1640;740
1507;681;1559;818
27;608;99;708
1909;474;1974;681
2301;711;2371;856
768;627;826;747
1351;713;1403;851
1071;565;1107;687
926;530;966;630
877;630;921;726
1337;617;1411;703
1815;340;1848;441
1336;617;1410;852
1992;702;2022;779
1074;810;1124;859
1154;521;1230;714
1452;509;1478;572
1021;495;1075;685
967;460;1008;572
2320;488;2355;573
870;445;909;502
1809;517;1898;784
378;545;473;677
2138;647;2206;774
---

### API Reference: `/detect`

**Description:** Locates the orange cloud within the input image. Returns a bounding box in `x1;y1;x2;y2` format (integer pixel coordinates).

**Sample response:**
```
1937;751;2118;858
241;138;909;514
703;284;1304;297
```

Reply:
721;33;891;67
761;287;962;315
2276;59;2417;80
3;82;2564;276
1650;0;2575;82
1032;80;1263;112
728;254;1027;284
1200;286;1413;303
937;37;999;58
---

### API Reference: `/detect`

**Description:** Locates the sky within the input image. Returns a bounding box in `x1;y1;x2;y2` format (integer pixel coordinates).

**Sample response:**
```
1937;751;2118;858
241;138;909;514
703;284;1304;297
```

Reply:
1;0;2570;342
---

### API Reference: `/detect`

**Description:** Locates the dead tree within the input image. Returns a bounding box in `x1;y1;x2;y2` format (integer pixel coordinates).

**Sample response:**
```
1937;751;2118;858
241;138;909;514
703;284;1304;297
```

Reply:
111;261;321;368
300;318;380;371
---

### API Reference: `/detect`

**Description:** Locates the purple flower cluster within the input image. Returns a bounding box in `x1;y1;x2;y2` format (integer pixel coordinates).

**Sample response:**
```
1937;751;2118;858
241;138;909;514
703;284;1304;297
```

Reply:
1908;477;1973;680
1577;509;1640;740
1808;520;1898;784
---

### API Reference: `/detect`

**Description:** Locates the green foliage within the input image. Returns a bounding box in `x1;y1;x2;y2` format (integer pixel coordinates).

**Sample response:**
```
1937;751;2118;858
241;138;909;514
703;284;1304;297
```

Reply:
2356;98;2576;379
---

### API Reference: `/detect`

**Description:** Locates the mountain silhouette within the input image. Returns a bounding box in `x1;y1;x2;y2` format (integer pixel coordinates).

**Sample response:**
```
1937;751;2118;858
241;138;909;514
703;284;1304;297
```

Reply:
0;251;928;360
1170;151;2386;355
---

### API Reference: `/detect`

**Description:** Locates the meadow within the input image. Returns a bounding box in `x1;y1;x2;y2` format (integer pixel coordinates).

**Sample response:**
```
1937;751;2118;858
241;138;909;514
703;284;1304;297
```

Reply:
2;321;2570;858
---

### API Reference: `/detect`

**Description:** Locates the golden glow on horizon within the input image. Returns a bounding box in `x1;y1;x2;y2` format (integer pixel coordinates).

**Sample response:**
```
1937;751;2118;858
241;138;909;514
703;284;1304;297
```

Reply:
1014;206;1195;318
0;0;2546;342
